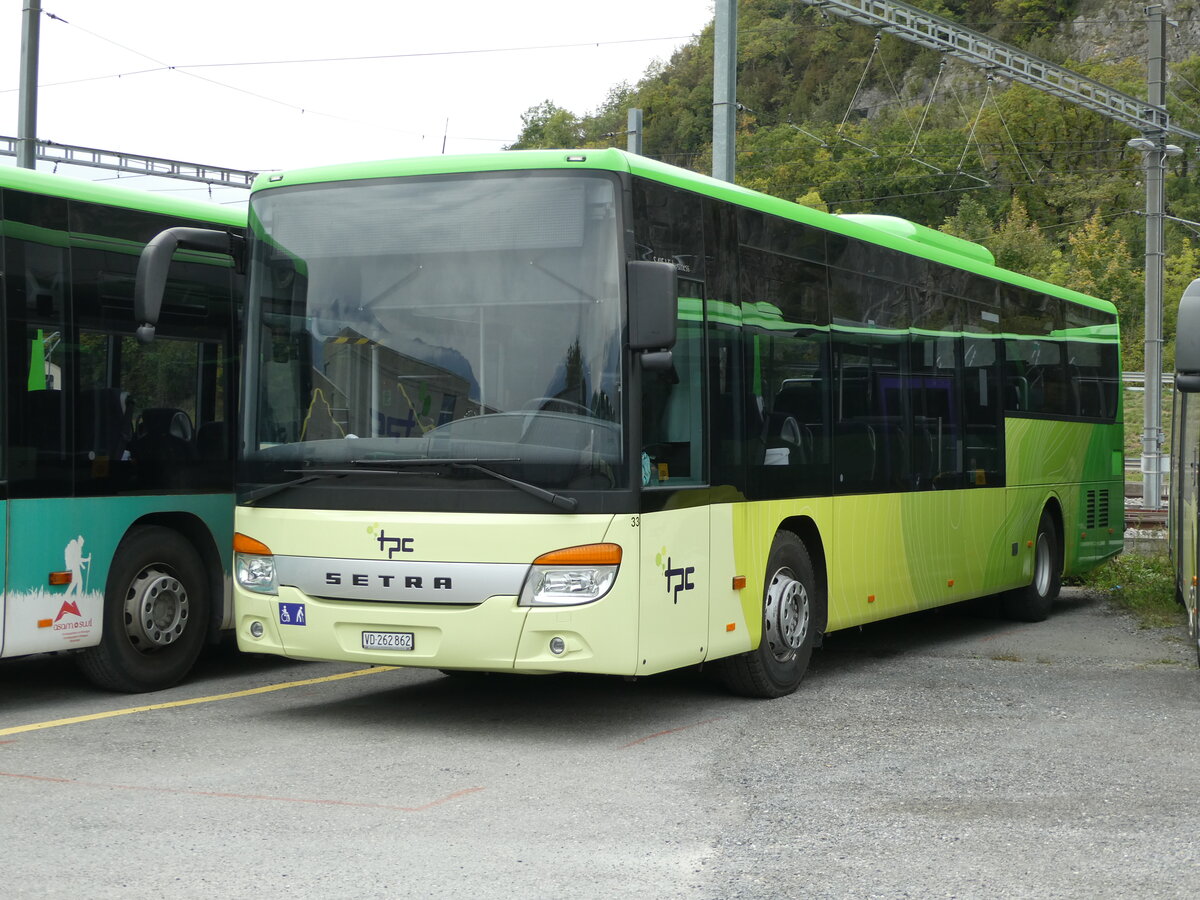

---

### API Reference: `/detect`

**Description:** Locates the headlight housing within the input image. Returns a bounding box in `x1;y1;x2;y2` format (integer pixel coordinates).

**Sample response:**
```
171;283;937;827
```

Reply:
234;532;278;595
519;543;621;607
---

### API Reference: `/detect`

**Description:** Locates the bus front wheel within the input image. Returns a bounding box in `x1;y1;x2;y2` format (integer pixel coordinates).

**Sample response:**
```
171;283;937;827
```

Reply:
77;526;210;692
1001;511;1062;622
717;532;817;698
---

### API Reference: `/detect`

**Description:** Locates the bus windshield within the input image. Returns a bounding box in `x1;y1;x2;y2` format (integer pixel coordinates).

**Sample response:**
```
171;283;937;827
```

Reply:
244;172;626;497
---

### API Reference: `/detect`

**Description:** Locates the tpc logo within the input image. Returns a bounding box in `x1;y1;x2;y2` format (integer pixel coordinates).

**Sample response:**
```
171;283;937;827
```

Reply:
375;529;414;558
656;546;695;604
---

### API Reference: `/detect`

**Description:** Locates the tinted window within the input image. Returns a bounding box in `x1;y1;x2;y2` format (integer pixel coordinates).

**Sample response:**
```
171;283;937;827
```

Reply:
830;270;909;329
632;179;704;279
2;187;239;499
832;332;909;493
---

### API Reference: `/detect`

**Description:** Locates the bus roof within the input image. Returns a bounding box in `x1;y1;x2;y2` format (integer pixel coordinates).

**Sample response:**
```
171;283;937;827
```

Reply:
248;148;1116;317
0;164;245;228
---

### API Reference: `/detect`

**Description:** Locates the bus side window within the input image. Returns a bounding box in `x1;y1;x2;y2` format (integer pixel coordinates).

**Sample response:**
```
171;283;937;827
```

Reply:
641;290;705;487
5;206;71;493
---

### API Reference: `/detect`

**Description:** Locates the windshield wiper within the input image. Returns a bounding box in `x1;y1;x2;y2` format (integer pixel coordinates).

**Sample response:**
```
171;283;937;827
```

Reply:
240;464;423;504
350;458;578;511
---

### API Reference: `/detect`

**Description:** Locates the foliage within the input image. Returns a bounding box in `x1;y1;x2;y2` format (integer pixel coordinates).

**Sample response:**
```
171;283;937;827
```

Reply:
1079;551;1183;628
1048;212;1144;363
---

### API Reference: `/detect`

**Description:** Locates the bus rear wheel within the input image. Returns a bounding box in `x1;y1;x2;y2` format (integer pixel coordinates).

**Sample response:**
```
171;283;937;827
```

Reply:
1192;603;1200;669
717;531;817;698
1001;511;1061;622
77;526;210;692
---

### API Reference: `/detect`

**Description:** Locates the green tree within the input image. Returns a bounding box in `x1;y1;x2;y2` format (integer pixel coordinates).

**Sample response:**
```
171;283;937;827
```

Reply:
1049;212;1143;364
990;196;1059;279
940;194;995;243
507;101;583;150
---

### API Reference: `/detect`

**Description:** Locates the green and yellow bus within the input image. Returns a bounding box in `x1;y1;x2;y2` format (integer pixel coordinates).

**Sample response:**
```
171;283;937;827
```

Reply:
0;165;244;691
137;149;1122;697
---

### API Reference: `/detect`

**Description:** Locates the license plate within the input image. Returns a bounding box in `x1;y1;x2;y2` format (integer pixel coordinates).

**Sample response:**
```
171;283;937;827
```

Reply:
362;631;414;651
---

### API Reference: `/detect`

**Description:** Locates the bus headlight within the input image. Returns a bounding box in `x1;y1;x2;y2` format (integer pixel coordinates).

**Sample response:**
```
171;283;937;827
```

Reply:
519;543;621;607
235;532;278;596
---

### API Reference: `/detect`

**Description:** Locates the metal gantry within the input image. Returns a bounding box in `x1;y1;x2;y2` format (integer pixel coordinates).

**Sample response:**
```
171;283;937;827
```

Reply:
799;0;1198;140
0;135;258;188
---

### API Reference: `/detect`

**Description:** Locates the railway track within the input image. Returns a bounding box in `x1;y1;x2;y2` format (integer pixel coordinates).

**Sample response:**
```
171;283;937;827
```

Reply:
1124;506;1168;528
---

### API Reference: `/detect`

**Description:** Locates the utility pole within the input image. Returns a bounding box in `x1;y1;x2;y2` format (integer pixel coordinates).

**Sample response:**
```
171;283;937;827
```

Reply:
1129;5;1182;509
627;108;643;155
712;0;737;182
18;0;41;169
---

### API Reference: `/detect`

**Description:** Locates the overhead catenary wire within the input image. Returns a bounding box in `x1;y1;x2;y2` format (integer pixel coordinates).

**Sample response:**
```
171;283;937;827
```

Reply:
14;8;707;148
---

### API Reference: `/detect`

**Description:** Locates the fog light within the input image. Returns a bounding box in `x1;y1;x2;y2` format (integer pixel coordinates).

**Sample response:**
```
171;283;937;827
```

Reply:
549;636;566;655
249;620;264;639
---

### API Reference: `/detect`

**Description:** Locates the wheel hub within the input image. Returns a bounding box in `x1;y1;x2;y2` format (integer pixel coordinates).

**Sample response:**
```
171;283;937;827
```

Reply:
124;565;189;651
763;566;809;662
1033;532;1051;597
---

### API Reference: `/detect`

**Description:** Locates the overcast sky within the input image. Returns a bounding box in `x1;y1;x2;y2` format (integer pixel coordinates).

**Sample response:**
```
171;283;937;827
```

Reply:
1;1;715;204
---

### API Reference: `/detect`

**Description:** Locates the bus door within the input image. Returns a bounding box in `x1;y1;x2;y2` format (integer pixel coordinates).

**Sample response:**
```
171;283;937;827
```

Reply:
637;286;710;674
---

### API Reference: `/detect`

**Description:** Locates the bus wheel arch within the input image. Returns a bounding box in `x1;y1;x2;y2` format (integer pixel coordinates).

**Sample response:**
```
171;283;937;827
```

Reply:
779;516;827;641
1002;499;1064;623
717;520;825;698
75;521;213;692
131;511;225;640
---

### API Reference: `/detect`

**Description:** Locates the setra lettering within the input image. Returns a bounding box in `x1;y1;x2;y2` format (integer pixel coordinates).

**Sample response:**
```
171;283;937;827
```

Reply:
322;572;454;591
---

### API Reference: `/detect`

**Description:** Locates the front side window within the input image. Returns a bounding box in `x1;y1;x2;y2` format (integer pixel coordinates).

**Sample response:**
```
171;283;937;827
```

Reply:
244;172;625;505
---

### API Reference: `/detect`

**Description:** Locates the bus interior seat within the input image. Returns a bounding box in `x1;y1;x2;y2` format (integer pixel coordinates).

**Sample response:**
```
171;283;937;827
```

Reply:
765;382;824;465
131;407;196;461
1006;376;1029;410
870;418;910;488
195;421;227;459
834;421;876;485
78;387;132;461
764;413;803;465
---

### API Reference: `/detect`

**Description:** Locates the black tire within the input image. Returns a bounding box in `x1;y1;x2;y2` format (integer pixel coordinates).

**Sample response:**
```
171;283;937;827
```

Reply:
1001;511;1062;623
76;526;210;692
1190;595;1200;669
717;531;818;698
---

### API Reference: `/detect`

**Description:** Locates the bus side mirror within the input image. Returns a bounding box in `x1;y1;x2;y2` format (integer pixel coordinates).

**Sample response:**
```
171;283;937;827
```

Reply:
627;261;678;365
1177;278;1200;393
135;226;239;343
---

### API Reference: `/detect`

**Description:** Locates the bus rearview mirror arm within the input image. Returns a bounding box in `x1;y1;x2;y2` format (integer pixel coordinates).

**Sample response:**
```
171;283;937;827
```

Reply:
1177;374;1200;393
135;226;240;343
640;350;675;372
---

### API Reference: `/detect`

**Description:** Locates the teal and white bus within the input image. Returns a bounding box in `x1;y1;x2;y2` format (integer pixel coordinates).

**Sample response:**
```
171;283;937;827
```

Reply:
138;149;1122;697
0;166;244;691
1170;278;1200;667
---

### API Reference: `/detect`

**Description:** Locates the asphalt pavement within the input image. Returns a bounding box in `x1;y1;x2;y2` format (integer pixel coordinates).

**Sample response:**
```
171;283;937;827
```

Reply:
1;587;1196;899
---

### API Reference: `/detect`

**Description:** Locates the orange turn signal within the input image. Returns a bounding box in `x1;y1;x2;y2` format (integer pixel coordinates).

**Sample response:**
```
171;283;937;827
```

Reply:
234;532;273;555
48;571;72;586
533;543;622;566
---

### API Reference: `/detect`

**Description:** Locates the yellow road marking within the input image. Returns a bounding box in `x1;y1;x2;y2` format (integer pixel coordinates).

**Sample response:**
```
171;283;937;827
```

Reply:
0;666;397;737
